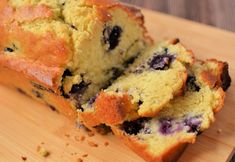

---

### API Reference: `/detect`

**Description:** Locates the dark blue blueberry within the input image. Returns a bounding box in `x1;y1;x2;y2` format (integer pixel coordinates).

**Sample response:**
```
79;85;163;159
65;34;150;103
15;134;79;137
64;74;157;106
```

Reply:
4;47;14;52
70;81;90;94
138;100;143;106
148;54;175;70
159;118;174;135
70;25;77;30
4;44;17;53
186;76;200;92
122;118;148;135
62;69;72;78
103;26;122;51
184;116;201;133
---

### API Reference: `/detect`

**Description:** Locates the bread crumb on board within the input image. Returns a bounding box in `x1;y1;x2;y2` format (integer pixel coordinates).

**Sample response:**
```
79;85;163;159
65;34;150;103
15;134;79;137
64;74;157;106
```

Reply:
82;154;88;158
87;141;98;147
37;146;50;157
104;141;109;146
77;158;83;162
21;156;27;161
75;135;86;142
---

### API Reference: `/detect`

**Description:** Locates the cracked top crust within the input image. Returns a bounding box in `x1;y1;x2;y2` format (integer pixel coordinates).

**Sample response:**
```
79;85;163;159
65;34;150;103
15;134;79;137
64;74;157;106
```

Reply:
0;0;149;92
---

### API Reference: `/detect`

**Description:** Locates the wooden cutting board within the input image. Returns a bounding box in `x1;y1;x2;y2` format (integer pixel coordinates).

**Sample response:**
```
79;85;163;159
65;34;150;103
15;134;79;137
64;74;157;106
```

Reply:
0;9;234;162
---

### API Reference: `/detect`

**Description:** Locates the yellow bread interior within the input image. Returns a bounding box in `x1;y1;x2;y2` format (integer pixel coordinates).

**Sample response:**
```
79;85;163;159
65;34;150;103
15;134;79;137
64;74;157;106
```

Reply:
81;40;194;123
114;60;225;158
7;0;148;107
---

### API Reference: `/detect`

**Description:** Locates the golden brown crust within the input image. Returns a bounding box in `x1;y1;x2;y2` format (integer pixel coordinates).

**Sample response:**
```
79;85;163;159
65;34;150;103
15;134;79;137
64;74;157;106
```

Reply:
0;0;151;122
109;59;229;162
85;0;153;43
0;56;62;91
0;65;77;120
0;1;76;119
78;92;136;126
0;1;72;90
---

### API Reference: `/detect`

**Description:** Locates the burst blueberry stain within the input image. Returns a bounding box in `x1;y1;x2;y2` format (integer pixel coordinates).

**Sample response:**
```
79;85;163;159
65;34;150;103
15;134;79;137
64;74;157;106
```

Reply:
148;54;175;70
159;118;174;135
103;26;122;51
186;75;200;92
184;116;201;133
88;94;98;105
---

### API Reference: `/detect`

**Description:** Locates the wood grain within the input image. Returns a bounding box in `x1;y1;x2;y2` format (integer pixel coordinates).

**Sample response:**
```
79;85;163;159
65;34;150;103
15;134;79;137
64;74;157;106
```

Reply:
0;9;235;162
120;0;235;32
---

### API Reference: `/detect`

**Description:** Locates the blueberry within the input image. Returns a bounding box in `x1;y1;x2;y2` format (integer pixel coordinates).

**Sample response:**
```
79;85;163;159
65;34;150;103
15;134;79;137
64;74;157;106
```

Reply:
70;81;90;94
88;94;98;105
103;26;122;51
159;118;173;135
122;118;148;135
4;47;14;52
70;25;77;30
32;90;43;98
4;44;17;53
186;76;200;92
138;100;143;106
147;54;175;70
62;69;72;78
123;120;143;135
184;116;201;133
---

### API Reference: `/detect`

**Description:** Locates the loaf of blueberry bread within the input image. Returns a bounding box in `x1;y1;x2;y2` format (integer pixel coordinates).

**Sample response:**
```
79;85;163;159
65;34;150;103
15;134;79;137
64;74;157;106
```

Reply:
0;0;151;120
78;39;194;127
111;59;231;162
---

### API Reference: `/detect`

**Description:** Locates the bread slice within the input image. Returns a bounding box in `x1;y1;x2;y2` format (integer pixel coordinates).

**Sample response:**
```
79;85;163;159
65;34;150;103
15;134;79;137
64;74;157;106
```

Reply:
78;39;194;127
111;59;231;162
0;0;150;120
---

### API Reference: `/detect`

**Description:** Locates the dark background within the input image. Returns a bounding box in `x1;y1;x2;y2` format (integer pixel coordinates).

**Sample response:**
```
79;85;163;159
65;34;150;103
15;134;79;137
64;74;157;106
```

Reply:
120;0;235;32
120;0;235;161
